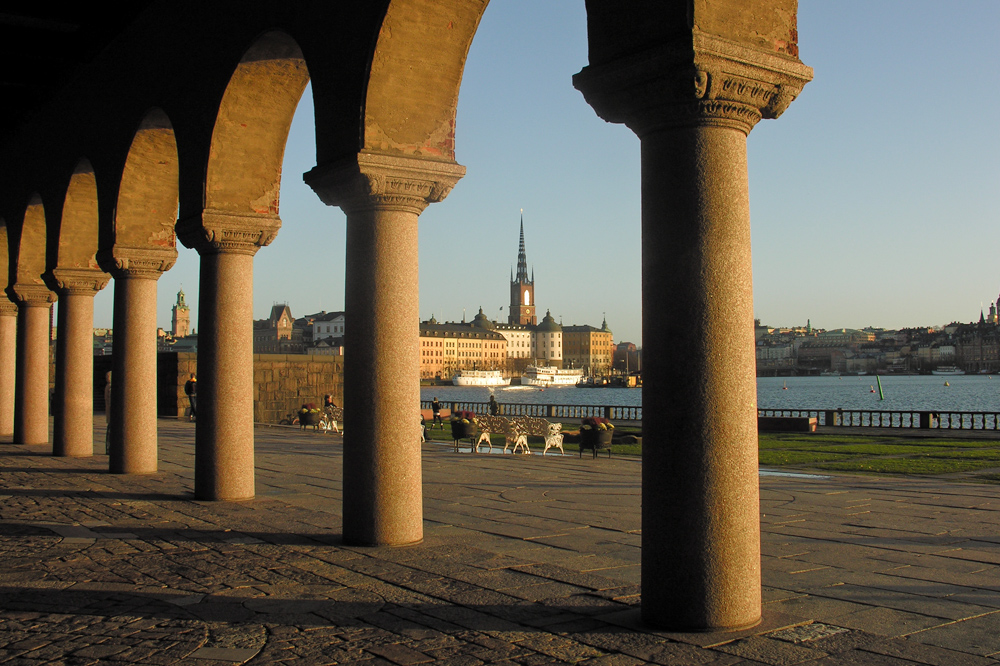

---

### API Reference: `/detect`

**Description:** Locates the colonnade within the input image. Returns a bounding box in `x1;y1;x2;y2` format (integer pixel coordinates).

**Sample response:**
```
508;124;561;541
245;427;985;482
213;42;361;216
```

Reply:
0;1;809;633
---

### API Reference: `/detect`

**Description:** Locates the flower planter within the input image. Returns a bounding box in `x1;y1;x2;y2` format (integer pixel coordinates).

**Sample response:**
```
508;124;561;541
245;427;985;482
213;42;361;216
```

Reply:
451;420;477;441
300;411;321;428
579;428;613;458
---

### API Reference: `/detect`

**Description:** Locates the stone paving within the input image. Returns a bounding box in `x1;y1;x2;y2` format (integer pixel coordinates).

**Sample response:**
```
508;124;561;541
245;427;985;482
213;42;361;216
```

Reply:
2;421;1000;664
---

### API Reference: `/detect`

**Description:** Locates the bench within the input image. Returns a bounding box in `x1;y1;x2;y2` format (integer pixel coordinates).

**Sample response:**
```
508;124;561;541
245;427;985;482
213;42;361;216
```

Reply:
472;415;564;455
758;416;817;433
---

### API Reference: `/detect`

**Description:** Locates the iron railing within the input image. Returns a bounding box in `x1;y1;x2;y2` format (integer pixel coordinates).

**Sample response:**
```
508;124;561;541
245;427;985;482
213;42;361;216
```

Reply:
757;408;1000;430
422;401;642;423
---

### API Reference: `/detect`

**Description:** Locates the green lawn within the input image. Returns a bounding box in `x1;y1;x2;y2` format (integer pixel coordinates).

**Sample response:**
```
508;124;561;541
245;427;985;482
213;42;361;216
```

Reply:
426;425;1000;483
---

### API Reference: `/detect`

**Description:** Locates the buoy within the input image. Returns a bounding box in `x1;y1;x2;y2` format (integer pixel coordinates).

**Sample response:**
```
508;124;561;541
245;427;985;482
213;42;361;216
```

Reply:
944;381;950;387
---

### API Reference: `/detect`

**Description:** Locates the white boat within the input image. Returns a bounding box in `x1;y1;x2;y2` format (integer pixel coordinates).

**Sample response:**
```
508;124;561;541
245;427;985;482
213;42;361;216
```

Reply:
820;371;841;377
452;369;510;387
931;366;965;376
520;365;584;387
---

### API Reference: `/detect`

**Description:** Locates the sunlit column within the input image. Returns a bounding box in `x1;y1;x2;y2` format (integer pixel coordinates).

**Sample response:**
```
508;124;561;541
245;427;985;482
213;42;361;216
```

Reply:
306;153;464;546
52;269;109;457
0;299;17;437
12;285;56;445
575;35;811;630
177;210;281;501
106;247;176;474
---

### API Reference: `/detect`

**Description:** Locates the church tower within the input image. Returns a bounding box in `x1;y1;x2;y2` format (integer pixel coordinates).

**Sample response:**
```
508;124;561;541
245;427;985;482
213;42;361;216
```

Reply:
509;214;536;325
172;288;190;338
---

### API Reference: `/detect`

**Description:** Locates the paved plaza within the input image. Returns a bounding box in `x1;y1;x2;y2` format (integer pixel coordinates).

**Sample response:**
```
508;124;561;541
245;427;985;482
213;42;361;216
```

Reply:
3;422;1000;664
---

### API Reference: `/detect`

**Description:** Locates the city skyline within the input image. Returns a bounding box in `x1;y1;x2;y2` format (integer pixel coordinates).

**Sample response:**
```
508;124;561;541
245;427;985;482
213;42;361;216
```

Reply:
85;1;1000;344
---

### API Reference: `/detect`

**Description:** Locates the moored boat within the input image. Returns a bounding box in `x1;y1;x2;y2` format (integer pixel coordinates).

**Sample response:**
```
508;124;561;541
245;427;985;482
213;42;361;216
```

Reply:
520;365;584;387
452;369;511;387
931;366;966;376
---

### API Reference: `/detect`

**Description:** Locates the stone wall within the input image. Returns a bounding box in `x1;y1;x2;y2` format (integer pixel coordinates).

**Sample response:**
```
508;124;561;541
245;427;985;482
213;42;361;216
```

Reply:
154;352;345;423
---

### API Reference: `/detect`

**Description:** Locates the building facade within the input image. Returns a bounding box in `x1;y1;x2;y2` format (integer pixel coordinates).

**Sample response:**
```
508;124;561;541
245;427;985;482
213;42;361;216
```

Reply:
562;318;614;375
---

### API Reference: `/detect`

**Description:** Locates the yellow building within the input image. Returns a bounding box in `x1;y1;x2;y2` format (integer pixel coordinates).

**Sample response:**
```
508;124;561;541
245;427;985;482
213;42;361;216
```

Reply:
419;313;508;380
562;319;615;375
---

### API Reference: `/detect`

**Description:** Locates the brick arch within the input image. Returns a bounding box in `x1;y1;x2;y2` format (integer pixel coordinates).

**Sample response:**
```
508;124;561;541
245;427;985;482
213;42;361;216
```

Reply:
362;0;488;160
114;109;178;251
15;196;48;288
57;159;101;271
205;31;310;216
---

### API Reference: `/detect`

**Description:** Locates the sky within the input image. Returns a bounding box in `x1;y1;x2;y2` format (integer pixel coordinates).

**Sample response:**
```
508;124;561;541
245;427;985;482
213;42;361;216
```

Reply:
89;1;1000;344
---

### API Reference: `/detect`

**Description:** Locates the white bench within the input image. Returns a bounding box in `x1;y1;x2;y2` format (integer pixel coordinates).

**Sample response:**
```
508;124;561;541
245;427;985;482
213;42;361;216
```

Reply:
473;415;565;455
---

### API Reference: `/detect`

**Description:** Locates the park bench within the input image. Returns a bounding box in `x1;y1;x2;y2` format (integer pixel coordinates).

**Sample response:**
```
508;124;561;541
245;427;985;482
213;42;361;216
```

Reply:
472;415;565;455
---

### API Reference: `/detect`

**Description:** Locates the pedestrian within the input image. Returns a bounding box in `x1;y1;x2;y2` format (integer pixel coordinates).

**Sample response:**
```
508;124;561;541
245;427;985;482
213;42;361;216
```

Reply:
432;397;442;428
185;374;197;421
488;394;499;416
104;371;112;454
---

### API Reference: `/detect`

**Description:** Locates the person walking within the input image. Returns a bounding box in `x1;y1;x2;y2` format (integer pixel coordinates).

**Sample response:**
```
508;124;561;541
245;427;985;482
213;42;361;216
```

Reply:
184;374;197;421
488;394;499;416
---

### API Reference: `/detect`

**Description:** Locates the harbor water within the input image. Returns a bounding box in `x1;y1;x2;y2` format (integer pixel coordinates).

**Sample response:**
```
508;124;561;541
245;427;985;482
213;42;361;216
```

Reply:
422;375;1000;413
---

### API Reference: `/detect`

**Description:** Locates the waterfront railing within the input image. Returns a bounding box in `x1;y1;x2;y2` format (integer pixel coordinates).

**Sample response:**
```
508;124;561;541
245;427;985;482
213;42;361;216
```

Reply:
422;401;642;424
758;408;1000;431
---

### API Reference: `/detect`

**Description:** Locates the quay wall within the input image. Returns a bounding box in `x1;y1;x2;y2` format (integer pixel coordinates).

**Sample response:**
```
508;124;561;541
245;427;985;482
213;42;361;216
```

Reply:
94;352;345;424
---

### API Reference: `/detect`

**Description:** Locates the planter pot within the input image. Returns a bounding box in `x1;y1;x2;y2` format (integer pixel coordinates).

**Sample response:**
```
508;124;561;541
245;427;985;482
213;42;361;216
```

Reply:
579;428;613;458
451;420;477;441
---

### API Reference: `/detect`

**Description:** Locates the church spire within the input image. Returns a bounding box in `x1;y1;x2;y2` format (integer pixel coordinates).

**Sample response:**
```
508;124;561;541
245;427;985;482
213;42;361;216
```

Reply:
515;210;529;283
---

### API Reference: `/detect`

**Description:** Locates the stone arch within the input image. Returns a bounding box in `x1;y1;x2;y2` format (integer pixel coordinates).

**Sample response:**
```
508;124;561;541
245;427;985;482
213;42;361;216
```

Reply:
362;0;488;159
16;196;48;288
58;160;101;270
114;109;178;251
204;31;310;216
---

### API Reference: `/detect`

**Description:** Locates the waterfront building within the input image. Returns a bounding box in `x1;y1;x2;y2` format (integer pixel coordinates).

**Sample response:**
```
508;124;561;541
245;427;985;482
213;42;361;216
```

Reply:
563;317;614;375
419;313;507;379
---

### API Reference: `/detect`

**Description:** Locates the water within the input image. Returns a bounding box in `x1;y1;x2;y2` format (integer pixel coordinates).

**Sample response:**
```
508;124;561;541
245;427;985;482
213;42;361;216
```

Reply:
423;375;1000;413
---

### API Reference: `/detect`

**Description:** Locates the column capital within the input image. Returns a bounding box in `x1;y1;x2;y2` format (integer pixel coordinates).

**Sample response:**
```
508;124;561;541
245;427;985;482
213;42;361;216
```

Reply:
304;152;466;216
0;299;18;316
574;30;813;137
11;283;56;306
98;245;177;280
176;209;282;256
50;267;111;296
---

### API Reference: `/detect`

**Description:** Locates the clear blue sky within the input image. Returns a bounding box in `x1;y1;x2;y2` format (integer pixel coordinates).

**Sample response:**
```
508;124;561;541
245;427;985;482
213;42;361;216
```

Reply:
90;1;1000;344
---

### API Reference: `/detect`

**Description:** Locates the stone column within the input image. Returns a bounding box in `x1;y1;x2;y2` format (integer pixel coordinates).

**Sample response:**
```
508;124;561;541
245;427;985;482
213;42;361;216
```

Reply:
305;153;464;546
105;247;176;474
575;36;811;631
0;299;17;438
12;285;56;445
177;211;280;501
51;269;110;457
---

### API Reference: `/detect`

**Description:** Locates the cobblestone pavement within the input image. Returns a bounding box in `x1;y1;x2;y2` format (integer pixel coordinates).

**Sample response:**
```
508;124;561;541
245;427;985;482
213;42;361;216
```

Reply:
3;421;1000;664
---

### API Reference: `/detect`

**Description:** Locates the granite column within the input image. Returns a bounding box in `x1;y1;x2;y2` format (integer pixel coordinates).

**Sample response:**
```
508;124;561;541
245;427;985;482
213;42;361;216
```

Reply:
306;153;464;546
178;211;280;501
106;248;175;474
575;36;811;630
12;285;56;445
52;269;109;457
0;300;17;437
